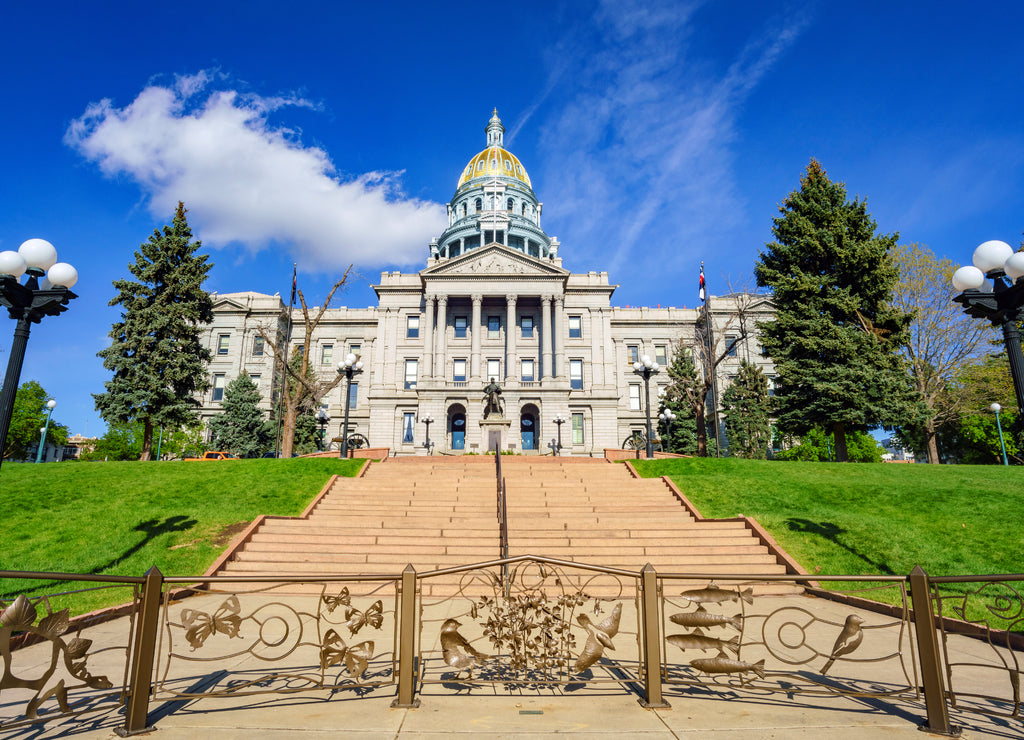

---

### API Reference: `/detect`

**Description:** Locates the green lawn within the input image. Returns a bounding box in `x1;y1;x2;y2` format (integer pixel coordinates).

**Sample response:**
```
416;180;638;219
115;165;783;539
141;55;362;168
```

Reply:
632;457;1023;579
1;458;364;614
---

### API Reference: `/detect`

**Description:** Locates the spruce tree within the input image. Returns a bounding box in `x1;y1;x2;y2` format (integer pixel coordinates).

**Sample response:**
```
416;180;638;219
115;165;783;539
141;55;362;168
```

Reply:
208;372;274;457
754;161;918;461
721;360;773;459
660;343;700;455
94;203;214;460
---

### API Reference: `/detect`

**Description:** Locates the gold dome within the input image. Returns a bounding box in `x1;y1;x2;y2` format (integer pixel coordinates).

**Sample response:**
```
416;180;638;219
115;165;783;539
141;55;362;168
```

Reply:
457;146;532;189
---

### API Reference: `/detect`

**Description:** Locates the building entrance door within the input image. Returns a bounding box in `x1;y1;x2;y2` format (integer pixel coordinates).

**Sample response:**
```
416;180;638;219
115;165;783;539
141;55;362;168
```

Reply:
451;413;466;450
520;412;536;450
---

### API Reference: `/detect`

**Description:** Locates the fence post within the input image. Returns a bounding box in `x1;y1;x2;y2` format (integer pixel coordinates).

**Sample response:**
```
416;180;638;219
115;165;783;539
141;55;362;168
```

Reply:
117;566;163;736
392;564;420;708
639;563;670;708
908;565;958;737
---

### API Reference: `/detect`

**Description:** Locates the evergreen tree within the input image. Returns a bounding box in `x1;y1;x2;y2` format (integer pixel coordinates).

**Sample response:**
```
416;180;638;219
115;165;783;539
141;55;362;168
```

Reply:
207;372;274;457
660;343;700;455
94;203;214;460
754;160;918;461
722;360;773;459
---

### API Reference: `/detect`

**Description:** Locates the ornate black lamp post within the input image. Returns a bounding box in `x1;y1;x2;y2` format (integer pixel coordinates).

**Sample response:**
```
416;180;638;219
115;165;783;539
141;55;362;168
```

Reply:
337;352;363;458
632;354;660;458
952;240;1024;416
315;406;330;451
552;413;566;456
658;408;676;454
0;240;78;472
35;398;56;463
422;412;434;454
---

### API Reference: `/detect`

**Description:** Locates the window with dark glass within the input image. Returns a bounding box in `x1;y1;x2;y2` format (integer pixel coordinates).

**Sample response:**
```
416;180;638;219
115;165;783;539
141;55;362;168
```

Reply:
568;315;581;338
655;345;667;366
726;335;738;357
348;382;358;409
212;374;226;402
252;336;264;356
627;345;639;364
407;315;420;338
570;359;583;390
488;316;500;339
217;334;230;355
521;316;534;338
455;316;467;338
475;198;482;213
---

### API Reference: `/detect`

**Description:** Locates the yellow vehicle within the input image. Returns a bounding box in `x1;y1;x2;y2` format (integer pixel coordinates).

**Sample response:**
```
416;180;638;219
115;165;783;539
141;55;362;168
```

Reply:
183;451;238;461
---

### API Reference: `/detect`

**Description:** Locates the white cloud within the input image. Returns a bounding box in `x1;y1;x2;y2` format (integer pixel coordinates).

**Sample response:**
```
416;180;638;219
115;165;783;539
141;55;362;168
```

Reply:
65;73;447;270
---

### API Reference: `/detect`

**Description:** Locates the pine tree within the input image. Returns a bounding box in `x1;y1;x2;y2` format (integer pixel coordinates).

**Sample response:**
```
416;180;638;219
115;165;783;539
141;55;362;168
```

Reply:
94;202;213;460
721;360;773;459
754;161;918;461
207;372;274;457
660;342;700;455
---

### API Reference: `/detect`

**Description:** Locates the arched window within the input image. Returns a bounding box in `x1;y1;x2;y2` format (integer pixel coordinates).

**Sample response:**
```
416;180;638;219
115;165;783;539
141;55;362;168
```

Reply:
461;202;466;218
507;198;514;212
475;198;482;213
522;203;528;216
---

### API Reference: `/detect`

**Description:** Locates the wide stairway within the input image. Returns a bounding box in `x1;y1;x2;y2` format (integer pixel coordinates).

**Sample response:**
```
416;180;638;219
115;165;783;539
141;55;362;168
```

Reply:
215;457;794;595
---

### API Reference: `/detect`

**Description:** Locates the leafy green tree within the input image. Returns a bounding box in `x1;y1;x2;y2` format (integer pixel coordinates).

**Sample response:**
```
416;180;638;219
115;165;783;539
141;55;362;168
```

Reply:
776;428;883;463
950;410;1021;465
755;160;919;461
2;381;67;460
207;372;274;457
94;202;213;461
80;421;144;461
722;360;773;459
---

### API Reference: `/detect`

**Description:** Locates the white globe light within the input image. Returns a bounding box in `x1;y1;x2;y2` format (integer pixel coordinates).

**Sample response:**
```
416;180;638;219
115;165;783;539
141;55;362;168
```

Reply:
651;362;660;372
46;399;56;409
951;265;985;292
990;402;1002;413
0;250;27;278
632;361;642;372
1004;251;1024;280
641;354;651;364
345;352;357;366
38;277;53;290
973;240;1014;273
47;262;78;289
18;238;58;271
355;361;363;370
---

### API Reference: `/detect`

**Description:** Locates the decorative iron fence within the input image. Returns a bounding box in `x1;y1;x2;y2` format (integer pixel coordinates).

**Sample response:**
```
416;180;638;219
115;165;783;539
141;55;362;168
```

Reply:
2;561;1021;737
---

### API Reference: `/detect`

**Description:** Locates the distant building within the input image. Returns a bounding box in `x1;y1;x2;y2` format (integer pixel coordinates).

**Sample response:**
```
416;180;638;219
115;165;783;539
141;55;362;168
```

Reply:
880;437;915;462
197;112;776;455
63;433;98;460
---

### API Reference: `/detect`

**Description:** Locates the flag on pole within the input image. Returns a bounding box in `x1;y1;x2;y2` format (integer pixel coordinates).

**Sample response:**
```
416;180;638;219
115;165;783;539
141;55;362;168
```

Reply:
698;263;706;302
289;264;297;307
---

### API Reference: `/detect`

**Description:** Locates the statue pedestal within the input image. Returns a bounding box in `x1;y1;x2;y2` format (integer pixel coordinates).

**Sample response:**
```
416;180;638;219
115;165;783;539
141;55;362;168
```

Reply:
479;417;511;453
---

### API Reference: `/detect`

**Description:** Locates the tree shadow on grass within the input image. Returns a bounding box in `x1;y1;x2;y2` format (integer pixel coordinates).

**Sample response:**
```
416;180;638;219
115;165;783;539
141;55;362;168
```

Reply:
785;518;896;576
0;516;198;599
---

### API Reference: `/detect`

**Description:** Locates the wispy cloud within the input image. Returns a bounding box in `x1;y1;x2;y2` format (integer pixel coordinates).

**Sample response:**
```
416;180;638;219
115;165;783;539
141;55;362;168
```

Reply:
535;1;810;281
65;72;446;270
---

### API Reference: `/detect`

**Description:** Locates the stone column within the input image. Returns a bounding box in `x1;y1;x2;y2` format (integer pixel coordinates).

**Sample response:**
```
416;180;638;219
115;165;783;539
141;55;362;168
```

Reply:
554;296;565;379
505;294;518;382
423;294;434;378
435;296;448;381
470;293;483;380
541;295;553;381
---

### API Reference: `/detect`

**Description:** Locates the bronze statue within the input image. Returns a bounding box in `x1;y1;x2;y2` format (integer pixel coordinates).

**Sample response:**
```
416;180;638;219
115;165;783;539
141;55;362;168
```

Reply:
482;377;504;418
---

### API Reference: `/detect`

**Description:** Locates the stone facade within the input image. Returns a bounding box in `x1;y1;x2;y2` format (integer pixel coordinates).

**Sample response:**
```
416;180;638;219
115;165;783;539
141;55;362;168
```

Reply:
197;112;775;455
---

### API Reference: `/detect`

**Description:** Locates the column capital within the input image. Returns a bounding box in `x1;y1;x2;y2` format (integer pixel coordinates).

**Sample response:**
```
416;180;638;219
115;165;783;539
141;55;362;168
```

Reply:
437;295;448;306
505;293;518;305
541;294;553;306
471;293;483;304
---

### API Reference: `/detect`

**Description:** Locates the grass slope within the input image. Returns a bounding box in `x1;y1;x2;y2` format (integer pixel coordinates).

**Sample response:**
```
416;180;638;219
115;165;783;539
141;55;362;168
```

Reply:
1;458;363;613
633;458;1023;579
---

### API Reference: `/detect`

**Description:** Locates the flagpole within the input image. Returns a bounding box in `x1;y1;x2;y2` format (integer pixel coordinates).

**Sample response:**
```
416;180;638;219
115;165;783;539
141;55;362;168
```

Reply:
275;263;297;457
699;262;722;457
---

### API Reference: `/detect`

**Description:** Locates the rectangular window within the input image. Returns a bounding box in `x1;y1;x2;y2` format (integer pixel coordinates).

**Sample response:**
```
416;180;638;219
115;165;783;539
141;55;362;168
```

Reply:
252;336;264;357
403;412;415;443
521;358;535;382
249;374;260;385
572;412;584;445
321;344;333;365
407;315;420;338
488;315;500;339
767;375;777;396
726;335;739;357
453;359;467;382
568;315;582;339
521;316;534;338
569;359;583;390
404;359;418;390
627;345;639;364
348;381;359;409
455;316;467;338
628;384;641;411
350;343;361;359
212;374;226;402
217;334;230;355
487;358;500;380
655;345;667;366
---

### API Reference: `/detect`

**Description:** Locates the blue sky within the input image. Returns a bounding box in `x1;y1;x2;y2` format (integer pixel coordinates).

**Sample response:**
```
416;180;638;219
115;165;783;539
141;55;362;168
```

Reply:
2;0;1023;437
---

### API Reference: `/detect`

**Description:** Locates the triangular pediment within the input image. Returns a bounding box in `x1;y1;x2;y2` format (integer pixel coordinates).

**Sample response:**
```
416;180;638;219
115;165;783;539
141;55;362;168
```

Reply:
422;243;567;279
211;295;250;311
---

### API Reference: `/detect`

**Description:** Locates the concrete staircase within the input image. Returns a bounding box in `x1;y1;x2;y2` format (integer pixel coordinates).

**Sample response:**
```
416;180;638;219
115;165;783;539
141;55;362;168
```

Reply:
214;457;796;596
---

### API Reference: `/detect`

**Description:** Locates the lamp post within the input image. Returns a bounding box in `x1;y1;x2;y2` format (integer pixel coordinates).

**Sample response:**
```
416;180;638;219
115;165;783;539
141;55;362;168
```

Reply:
422;413;434;454
337;353;363;458
951;240;1024;416
991;402;1009;466
0;239;78;472
632;354;660;458
35;398;56;463
552;413;567;456
315;407;330;451
658;408;676;454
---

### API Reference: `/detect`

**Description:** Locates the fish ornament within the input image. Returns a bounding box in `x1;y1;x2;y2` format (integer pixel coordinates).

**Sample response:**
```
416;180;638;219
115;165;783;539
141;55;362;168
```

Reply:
669;606;742;631
690;651;766;679
573;602;622;673
667;629;740;655
680;582;754;606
